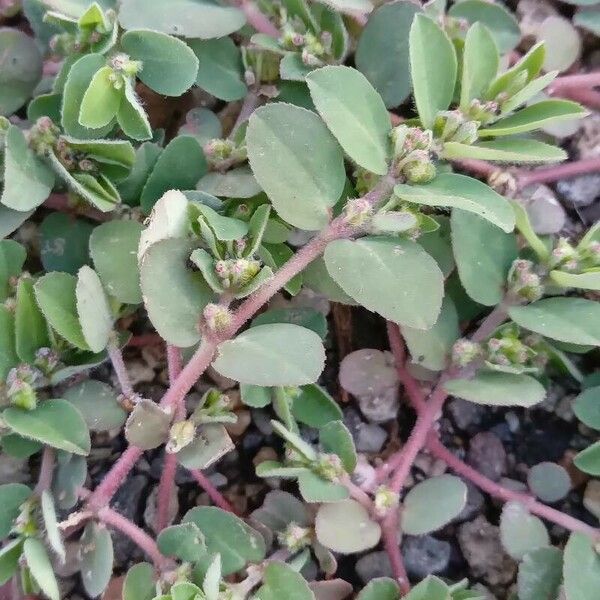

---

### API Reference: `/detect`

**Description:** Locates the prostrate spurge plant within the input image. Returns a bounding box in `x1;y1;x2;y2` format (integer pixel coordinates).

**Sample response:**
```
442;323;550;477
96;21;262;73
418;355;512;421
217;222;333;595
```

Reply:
0;0;599;598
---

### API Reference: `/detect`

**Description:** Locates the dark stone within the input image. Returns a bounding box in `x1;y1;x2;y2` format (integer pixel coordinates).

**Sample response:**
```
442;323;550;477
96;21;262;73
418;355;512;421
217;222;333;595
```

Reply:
402;535;451;579
467;432;507;482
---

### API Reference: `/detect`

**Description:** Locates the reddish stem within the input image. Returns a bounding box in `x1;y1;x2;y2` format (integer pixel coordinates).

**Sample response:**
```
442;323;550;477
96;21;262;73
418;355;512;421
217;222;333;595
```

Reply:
427;436;600;541
127;333;163;348
43;193;107;222
87;446;144;511
97;507;171;569
241;0;279;37
189;469;237;514
107;342;134;397
156;345;184;532
552;87;600;110
34;447;55;495
517;156;600;189
381;509;411;595
452;158;499;179
548;71;600;93
86;176;396;510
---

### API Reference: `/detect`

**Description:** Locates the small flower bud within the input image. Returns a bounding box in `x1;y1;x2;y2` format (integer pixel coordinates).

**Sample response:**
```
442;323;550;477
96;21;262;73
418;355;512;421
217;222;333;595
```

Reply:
508;259;544;302
277;523;312;552
34;348;60;376
7;379;37;411
401;152;436;184
452;339;482;367
344;197;373;227
374;485;399;518
203;303;233;332
166;420;196;454
314;453;345;482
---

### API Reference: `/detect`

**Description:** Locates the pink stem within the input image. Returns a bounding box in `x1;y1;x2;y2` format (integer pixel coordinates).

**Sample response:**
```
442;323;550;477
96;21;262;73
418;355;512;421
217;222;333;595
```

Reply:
381;509;410;595
229;91;260;140
451;158;499;179
340;475;374;512
87;176;396;510
87;446;144;511
517;156;600;189
34;447;55;495
97;507;172;569
427;436;600;541
107;342;134;397
189;469;237;514
241;0;280;37
548;71;600;93
156;345;184;532
551;87;600;110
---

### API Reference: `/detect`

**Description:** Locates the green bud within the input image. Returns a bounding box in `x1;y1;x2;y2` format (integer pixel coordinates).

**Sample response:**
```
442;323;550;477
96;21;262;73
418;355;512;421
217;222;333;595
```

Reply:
203;303;233;333
166;420;196;454
451;338;482;367
7;380;37;410
277;523;313;552
344;197;373;227
508;259;544;302
314;453;345;482
374;485;399;518
401;152;437;184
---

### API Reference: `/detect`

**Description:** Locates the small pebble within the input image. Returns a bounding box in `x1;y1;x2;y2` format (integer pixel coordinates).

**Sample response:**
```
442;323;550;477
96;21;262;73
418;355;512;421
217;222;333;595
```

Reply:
467;432;507;482
583;479;600;520
556;174;600;207
355;551;393;584
402;535;451;579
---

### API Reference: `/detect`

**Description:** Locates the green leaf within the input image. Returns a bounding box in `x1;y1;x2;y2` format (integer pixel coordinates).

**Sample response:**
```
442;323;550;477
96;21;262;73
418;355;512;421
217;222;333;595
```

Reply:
123;563;156;600
479;100;587;137
450;209;517;306
357;578;400;600
292;384;342;428
0;29;42;116
212;324;325;386
140;238;214;347
23;538;59;600
302;257;357;305
41;490;65;562
298;471;348;503
125;399;170;450
402;474;467;535
189;37;246;101
39;212;94;274
76;266;112;353
118;142;162;205
402;296;459;371
80;522;114;598
63;380;126;431
121;30;199;96
441;139;567;164
500;71;558;115
78;66;122;129
395;174;515;232
403;576;449;600
306;66;391;175
90;220;143;304
508;297;600;346
324;236;443;329
252;308;327;340
118;0;246;39
140;135;207;214
34;272;88;349
0;306;18;380
0;240;25;301
183;506;265;576
256;561;315;600
157;523;206;563
1;125;54;211
117;79;152;141
564;532;600;600
0;205;33;239
52;452;87;510
197;204;248;241
176;423;234;470
444;372;546;407
409;14;457;129
315;500;381;554
15;278;50;363
573;386;600;430
197;167;261;199
251;490;311;531
317;0;372;14
246;103;345;230
258;244;302;295
460;23;499;110
549;269;600;291
240;384;272;408
0;483;31;540
355;0;420;109
499;501;549;560
61;53;115;138
574;441;600;476
3;399;91;455
320;420;357;473
448;0;520;53
517;547;563;600
0;539;23;585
